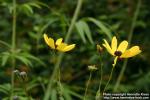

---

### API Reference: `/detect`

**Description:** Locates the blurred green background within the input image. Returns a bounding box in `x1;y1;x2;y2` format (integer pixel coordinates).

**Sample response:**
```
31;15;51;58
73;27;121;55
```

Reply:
0;0;149;99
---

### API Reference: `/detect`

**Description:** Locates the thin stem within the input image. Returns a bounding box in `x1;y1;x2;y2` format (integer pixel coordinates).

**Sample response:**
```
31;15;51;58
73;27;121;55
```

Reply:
83;72;92;100
98;55;103;93
43;53;63;100
10;59;15;100
44;0;83;100
64;0;83;43
10;0;17;99
113;0;141;92
96;54;103;100
103;67;114;93
58;66;61;85
55;52;63;99
57;72;64;100
12;0;16;49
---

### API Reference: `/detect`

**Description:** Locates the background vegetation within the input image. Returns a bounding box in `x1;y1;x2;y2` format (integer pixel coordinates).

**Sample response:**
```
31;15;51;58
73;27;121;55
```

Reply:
0;0;149;99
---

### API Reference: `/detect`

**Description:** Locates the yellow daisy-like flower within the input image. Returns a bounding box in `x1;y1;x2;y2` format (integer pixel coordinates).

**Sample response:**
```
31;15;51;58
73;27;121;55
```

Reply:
43;34;76;52
102;36;141;67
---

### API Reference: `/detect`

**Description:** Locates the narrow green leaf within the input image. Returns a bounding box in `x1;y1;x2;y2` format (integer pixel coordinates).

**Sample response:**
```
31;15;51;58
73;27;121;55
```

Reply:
28;2;42;9
0;84;11;95
22;4;33;15
87;17;112;41
1;53;10;66
76;20;94;44
15;55;32;66
28;32;38;39
0;40;11;48
62;87;72;100
21;53;46;67
75;21;87;43
31;1;49;8
82;21;94;44
67;89;83;99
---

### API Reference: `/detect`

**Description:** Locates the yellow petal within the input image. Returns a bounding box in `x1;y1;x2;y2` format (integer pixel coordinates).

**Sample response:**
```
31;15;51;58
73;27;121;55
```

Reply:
111;36;117;53
112;57;118;67
43;34;49;45
62;44;76;52
117;41;128;53
56;38;63;46
43;34;55;49
121;46;141;58
103;39;114;55
56;43;67;52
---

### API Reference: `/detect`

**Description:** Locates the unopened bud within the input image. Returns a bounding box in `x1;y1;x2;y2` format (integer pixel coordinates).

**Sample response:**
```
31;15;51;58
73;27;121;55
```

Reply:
97;44;103;53
14;70;20;77
88;65;98;71
20;71;27;81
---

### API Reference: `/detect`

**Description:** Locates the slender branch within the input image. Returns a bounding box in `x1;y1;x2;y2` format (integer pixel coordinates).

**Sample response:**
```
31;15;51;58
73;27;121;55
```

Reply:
113;0;141;92
43;0;83;100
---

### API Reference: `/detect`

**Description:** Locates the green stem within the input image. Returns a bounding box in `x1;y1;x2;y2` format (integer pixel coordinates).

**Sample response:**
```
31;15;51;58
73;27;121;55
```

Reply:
103;67;114;93
83;72;92;100
10;0;17;99
57;72;64;100
43;0;83;100
12;0;16;49
98;55;103;93
113;0;141;92
64;0;83;43
10;59;15;100
96;54;103;100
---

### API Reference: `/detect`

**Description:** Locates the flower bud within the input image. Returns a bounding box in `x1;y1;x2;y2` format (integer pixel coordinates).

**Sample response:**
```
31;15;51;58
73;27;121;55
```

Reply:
14;70;20;78
97;44;103;53
88;65;98;71
20;71;27;81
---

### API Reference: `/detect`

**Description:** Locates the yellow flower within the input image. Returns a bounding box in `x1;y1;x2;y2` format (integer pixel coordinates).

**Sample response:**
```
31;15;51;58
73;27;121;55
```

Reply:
102;36;141;67
43;34;76;52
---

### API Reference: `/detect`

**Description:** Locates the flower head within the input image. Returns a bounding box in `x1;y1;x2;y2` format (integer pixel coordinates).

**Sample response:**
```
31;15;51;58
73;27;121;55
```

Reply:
43;34;76;52
102;36;141;67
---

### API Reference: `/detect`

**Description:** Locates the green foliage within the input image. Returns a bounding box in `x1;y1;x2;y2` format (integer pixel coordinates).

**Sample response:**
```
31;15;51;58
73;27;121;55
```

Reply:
0;0;149;99
75;20;94;44
87;17;112;41
0;51;45;67
0;84;11;95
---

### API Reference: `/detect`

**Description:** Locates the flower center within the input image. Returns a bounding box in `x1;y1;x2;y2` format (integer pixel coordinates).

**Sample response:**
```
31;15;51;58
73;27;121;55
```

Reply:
114;51;122;56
